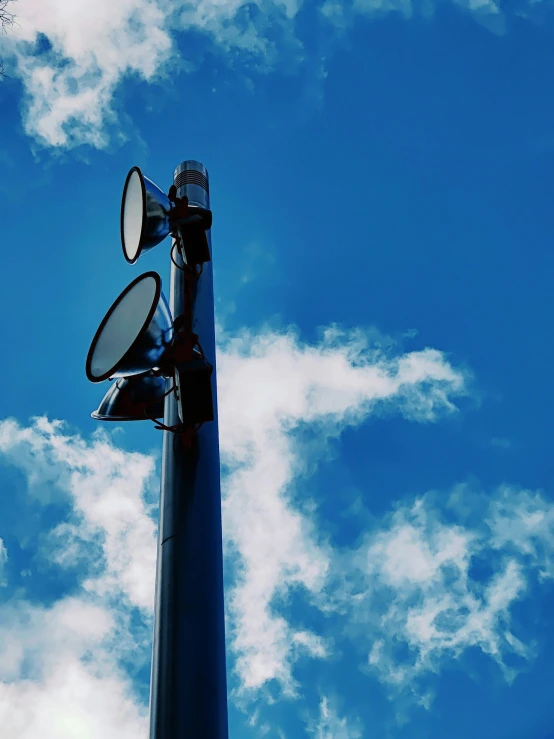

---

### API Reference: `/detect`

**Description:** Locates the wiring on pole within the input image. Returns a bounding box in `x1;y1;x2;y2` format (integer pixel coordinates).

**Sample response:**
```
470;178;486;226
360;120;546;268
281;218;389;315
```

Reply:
162;222;213;447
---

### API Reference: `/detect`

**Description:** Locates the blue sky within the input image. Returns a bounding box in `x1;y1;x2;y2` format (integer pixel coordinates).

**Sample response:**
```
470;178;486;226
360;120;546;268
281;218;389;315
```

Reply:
1;0;554;736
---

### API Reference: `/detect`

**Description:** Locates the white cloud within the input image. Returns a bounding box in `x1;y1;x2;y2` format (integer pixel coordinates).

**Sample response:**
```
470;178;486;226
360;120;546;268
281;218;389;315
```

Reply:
0;596;149;739
329;0;508;34
0;539;7;587
0;416;158;611
307;695;363;739
7;0;306;148
218;325;466;695
452;0;506;34
0;418;156;738
486;486;554;581
2;435;552;735
341;485;554;700
10;0;175;148
6;0;541;149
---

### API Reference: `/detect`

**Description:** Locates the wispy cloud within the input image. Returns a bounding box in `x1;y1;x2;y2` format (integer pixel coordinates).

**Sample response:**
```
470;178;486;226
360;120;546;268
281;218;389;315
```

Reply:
306;695;363;738
6;0;549;149
333;0;507;34
0;596;150;739
218;325;467;697
9;0;174;148
0;540;7;587
337;483;554;706
0;417;155;738
3;414;553;733
0;416;158;611
7;0;305;148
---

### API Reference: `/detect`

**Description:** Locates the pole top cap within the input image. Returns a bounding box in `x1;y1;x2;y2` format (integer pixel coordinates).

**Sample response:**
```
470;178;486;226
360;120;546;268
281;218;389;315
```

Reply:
173;161;209;208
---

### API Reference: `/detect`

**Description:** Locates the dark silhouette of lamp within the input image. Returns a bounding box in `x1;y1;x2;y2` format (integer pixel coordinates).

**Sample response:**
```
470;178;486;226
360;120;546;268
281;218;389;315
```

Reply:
86;271;173;383
120;166;172;264
91;372;168;421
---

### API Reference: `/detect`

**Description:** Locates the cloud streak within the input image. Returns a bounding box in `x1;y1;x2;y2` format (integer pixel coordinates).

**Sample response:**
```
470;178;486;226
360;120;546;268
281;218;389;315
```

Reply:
0;539;7;587
307;695;363;738
6;0;549;148
0;416;158;611
2;420;554;730
337;483;554;705
218;325;466;696
0;417;156;738
0;596;149;739
10;0;174;148
7;0;305;148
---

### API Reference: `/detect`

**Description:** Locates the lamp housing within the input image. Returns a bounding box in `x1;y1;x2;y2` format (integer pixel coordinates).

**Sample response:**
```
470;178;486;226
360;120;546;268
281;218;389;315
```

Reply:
91;372;167;421
86;271;173;383
174;350;214;426
121;166;172;264
176;208;212;266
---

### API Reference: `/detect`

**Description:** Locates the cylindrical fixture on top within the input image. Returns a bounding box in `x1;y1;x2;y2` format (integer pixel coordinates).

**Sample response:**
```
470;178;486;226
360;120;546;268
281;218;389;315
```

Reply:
174;160;209;209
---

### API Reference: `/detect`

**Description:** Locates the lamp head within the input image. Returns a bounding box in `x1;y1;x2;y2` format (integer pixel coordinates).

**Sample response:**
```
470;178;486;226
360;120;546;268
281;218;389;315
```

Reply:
121;166;172;264
86;271;173;383
91;372;167;421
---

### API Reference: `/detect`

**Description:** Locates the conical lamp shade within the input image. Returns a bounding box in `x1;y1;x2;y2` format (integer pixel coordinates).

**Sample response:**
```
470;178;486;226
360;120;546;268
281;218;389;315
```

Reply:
86;272;173;383
91;372;167;421
121;166;172;264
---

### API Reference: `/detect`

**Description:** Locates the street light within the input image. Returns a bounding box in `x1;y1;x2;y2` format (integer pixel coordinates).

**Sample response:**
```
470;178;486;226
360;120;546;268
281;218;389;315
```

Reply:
85;161;228;738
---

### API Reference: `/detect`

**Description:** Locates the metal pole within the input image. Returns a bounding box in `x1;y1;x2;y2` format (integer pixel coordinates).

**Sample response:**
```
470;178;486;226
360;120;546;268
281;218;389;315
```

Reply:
149;161;228;738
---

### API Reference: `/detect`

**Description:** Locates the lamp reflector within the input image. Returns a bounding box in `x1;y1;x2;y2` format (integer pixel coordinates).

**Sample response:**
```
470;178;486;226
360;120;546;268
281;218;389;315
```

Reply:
86;271;173;383
121;166;172;264
91;372;167;421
